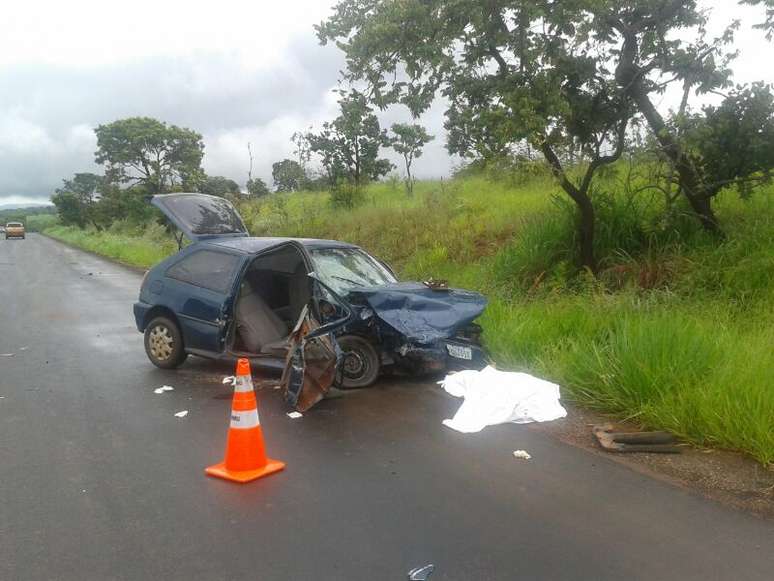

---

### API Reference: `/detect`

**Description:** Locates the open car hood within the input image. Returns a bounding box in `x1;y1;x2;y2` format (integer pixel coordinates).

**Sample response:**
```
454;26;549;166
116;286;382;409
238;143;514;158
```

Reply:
347;282;487;344
151;193;249;241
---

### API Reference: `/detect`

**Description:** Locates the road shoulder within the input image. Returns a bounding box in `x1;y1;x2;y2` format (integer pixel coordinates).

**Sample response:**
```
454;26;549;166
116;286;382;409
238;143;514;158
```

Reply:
530;404;774;519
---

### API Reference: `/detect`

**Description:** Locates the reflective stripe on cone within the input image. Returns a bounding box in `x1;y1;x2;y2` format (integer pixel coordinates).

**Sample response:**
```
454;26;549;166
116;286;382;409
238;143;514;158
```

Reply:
230;409;260;429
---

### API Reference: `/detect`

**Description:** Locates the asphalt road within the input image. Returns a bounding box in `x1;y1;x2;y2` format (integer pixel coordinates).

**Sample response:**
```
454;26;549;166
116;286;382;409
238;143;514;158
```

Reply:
1;234;772;581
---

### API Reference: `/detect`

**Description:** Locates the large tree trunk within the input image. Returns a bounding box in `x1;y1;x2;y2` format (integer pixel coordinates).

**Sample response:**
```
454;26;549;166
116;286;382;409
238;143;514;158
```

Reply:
575;194;596;273
615;28;721;234
540;143;598;273
633;88;721;232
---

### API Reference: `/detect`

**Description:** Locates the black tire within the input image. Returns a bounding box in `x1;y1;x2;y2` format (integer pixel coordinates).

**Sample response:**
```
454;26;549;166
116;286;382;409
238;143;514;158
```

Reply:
144;316;188;369
338;335;380;389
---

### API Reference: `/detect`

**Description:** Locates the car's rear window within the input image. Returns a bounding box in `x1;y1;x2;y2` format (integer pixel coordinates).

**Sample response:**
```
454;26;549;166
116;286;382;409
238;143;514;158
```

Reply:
7;222;23;227
166;250;240;293
159;195;246;236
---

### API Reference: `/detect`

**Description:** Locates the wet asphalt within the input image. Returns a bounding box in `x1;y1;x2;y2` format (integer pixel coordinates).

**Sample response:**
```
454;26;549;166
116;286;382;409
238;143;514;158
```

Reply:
0;234;772;581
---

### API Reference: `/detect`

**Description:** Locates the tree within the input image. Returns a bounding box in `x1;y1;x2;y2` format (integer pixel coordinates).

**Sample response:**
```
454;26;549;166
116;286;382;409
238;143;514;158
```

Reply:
50;191;85;228
272;159;306;192
389;123;434;195
94;117;205;194
307;90;393;188
743;0;774;38
50;172;104;228
317;0;774;271
246;177;271;197
682;84;774;198
201;176;241;197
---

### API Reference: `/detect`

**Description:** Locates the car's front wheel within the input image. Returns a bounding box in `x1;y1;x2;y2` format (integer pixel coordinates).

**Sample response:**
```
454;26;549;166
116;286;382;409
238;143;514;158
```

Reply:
338;335;380;389
144;316;188;369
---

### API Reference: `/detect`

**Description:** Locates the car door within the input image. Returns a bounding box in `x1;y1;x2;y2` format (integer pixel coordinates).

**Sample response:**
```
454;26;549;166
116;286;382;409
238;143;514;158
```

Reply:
163;247;243;353
280;276;353;411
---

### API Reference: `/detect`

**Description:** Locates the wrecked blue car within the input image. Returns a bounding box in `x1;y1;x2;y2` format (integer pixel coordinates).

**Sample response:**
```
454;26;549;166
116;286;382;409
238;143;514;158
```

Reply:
134;193;487;402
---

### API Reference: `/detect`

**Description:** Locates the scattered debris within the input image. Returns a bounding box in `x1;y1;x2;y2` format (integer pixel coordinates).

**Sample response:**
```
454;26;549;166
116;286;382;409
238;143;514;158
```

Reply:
408;564;435;580
174;410;188;418
423;278;448;290
18;346;28;351
593;424;681;454
513;450;532;460
440;366;567;433
286;411;303;419
222;376;236;386
153;385;175;394
0;353;14;357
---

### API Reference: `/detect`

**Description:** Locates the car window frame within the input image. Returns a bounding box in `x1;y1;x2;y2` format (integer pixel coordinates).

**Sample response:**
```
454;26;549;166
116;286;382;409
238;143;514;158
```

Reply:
165;248;242;294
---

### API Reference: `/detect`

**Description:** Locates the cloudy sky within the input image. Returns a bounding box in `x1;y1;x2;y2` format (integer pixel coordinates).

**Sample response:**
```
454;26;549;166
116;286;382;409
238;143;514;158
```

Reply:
1;0;772;207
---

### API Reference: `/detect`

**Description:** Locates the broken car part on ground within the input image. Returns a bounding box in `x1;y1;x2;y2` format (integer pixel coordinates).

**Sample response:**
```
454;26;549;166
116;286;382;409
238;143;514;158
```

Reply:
593;424;681;454
133;193;487;407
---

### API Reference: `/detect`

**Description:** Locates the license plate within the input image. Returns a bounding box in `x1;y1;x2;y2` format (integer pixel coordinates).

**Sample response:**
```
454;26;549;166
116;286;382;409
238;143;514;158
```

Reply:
446;343;472;360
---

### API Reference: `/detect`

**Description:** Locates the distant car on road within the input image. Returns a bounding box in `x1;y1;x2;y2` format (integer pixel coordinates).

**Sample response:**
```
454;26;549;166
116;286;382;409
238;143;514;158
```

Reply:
134;193;487;392
5;222;25;239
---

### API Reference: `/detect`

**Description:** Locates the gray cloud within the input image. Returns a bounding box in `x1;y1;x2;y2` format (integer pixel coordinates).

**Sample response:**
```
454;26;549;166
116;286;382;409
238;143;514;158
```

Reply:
1;0;770;207
0;34;348;202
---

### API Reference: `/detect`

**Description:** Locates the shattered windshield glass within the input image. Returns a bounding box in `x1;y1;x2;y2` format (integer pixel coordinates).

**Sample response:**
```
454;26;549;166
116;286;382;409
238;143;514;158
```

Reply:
310;248;396;294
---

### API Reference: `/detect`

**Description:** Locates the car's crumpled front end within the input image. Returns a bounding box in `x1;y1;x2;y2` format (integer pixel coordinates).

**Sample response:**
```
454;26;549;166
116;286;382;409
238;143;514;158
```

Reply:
343;281;488;373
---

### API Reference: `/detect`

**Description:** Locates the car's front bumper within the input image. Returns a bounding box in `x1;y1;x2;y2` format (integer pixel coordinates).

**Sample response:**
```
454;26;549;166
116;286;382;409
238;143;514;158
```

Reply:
393;338;487;375
133;301;151;332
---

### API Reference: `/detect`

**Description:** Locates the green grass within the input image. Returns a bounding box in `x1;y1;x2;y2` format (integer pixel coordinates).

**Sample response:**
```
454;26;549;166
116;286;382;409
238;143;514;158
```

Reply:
43;173;774;464
45;221;177;268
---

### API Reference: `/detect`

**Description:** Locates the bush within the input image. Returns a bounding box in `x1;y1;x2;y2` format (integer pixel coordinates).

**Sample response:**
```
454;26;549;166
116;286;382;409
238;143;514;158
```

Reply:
330;182;365;209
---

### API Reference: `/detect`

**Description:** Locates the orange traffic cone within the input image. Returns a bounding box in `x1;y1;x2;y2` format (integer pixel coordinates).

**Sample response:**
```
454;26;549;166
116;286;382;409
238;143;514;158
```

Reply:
206;358;286;483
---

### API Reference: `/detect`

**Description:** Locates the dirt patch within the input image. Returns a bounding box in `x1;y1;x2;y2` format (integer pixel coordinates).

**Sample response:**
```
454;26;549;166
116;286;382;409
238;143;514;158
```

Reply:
529;404;774;519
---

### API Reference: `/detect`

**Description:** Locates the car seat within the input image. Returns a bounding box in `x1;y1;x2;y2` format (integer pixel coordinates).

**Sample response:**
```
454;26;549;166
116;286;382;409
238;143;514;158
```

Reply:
235;282;290;354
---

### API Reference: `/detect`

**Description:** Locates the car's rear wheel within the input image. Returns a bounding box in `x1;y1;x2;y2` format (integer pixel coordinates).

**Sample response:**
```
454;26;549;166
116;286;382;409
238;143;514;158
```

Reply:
144;316;187;369
338;335;380;389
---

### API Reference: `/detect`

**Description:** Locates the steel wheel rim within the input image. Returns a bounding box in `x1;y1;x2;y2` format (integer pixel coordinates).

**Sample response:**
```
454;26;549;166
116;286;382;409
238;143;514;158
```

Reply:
343;349;368;379
149;325;174;361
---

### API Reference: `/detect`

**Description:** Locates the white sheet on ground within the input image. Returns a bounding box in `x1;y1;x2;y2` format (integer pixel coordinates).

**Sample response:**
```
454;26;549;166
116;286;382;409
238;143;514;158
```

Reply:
440;366;567;433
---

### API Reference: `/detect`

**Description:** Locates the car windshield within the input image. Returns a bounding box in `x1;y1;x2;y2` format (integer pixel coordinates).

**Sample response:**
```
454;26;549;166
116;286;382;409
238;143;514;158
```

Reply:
310;247;396;294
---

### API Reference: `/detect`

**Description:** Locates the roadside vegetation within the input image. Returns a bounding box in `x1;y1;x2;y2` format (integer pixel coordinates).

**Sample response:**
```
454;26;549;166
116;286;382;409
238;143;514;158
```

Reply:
40;1;774;464
44;169;774;464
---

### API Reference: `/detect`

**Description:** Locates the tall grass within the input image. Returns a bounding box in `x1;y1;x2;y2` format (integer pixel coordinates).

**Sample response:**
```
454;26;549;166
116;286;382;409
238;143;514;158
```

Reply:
43;171;774;463
46;221;177;268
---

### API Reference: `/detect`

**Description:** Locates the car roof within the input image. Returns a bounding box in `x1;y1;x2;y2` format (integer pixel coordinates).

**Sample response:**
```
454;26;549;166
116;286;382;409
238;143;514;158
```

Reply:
202;236;359;254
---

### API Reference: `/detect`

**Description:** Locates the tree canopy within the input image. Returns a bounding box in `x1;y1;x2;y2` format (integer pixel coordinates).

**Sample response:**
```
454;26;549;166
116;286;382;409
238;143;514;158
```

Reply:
317;0;774;270
389;123;434;195
246;177;271;197
51;173;104;228
94;117;205;194
307;91;393;187
201;175;241;197
272;159;306;192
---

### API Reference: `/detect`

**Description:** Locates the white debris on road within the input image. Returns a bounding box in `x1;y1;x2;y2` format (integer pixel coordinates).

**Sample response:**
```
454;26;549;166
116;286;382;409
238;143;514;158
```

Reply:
174;410;188;418
222;376;236;386
440;366;567;433
1;353;14;357
286;411;303;419
154;385;175;394
513;450;532;460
